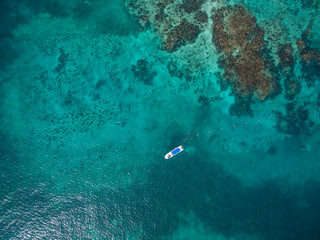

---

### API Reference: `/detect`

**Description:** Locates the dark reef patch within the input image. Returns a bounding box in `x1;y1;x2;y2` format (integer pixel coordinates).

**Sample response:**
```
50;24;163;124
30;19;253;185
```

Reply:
0;0;27;69
297;23;320;86
212;5;280;101
0;0;76;70
284;76;301;100
164;20;200;52
0;39;18;70
215;71;229;91
166;60;196;81
167;61;184;79
275;102;313;136
277;43;294;67
180;0;205;13
267;145;277;155
131;59;157;85
195;11;208;23
55;48;68;73
159;0;174;5
155;2;167;21
63;90;75;106
198;95;211;106
277;43;301;100
276;43;300;100
297;39;320;86
229;95;253;117
300;0;319;9
128;0;207;53
94;79;107;90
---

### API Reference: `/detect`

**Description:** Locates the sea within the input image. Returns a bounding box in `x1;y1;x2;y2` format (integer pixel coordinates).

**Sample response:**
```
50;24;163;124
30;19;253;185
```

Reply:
0;0;320;239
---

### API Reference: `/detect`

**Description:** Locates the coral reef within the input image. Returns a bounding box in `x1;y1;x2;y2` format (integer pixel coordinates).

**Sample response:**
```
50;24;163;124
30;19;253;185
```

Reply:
131;59;157;85
155;2;167;21
276;43;301;100
180;0;205;13
212;5;280;101
167;61;184;79
275;103;313;136
164;20;200;52
297;23;320;86
229;96;253;117
277;44;294;68
198;95;211;106
127;0;207;53
284;76;301;100
297;40;320;69
195;11;208;23
301;0;320;9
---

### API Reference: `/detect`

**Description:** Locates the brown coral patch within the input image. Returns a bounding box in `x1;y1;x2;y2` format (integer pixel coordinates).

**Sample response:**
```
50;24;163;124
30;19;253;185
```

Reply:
297;39;320;66
278;44;294;67
212;5;279;100
164;20;200;52
297;22;320;68
296;23;320;86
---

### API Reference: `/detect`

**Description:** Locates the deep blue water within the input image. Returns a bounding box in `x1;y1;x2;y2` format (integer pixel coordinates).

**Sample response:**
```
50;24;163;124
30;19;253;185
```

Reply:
1;0;320;239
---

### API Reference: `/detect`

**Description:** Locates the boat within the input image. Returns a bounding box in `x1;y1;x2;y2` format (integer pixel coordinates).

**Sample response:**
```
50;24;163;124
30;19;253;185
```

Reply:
164;145;184;159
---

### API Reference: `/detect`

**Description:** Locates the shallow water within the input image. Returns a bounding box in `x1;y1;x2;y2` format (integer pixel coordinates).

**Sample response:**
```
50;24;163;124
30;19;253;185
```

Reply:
1;0;320;239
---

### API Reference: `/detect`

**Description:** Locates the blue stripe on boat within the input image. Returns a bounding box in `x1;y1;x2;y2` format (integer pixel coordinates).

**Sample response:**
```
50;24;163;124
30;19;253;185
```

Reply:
172;148;181;155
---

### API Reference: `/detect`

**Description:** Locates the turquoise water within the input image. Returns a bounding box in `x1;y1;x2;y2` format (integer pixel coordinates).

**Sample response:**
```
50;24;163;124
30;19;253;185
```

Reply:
0;0;320;239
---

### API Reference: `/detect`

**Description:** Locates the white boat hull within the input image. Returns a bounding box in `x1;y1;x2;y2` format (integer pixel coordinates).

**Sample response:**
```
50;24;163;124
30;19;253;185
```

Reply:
164;145;184;159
